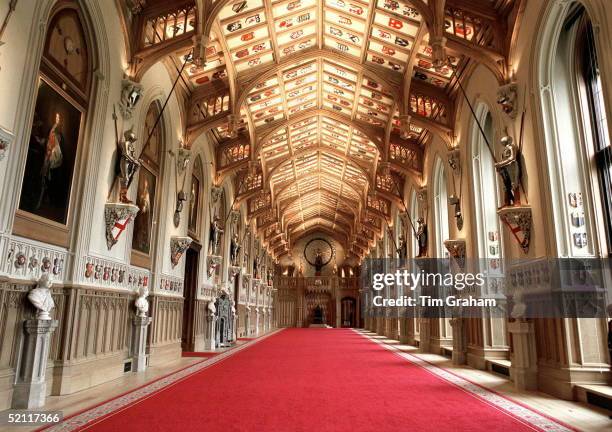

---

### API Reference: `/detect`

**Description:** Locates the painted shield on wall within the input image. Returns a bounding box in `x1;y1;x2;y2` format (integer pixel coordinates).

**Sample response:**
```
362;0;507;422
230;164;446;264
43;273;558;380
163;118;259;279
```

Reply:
573;233;588;248
571;212;585;227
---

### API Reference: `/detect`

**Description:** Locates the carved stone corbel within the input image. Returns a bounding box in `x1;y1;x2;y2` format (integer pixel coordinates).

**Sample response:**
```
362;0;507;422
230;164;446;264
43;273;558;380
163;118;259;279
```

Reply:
447;148;460;175
497;83;518;119
104;203;139;250
170;236;193;268
175;147;191;174
497;205;532;253
118;79;143;120
207;255;222;279
227;113;240;138
399;114;411;139
444;239;466;271
230;209;240;225
211;185;223;204
126;0;146;15
417;187;428;207
430;36;448;70
192;34;210;68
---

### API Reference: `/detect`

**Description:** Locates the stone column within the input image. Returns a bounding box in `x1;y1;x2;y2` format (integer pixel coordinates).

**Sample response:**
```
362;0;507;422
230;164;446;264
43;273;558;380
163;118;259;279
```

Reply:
508;320;538;390
390;309;400;340
12;319;58;409
335;295;341;328
132;315;152;372
375;313;382;335
205;312;217;351
450;317;467;365
419;318;430;353
232;309;238;342
297;280;304;327
399;309;416;345
246;306;251;336
255;308;260;336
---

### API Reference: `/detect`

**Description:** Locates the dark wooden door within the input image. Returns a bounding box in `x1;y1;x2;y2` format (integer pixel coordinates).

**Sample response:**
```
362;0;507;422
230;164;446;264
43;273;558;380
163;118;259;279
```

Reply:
341;297;356;327
181;246;199;351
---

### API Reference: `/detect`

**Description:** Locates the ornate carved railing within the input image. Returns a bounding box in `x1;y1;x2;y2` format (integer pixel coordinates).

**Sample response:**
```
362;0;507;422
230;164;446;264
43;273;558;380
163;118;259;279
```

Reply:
141;3;196;49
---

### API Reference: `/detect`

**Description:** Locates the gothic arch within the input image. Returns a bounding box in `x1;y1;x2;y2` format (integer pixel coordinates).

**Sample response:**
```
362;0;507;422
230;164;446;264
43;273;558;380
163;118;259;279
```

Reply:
533;0;611;257
432;156;449;258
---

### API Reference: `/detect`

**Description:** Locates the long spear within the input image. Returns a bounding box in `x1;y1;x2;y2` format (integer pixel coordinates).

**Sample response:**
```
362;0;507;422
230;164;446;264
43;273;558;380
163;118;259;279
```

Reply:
109;51;193;200
135;50;192;165
384;219;400;257
389;174;418;236
456;78;498;164
224;170;250;226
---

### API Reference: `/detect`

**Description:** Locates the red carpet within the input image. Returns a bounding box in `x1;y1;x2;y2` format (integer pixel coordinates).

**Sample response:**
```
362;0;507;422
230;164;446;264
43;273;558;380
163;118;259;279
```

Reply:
60;329;569;431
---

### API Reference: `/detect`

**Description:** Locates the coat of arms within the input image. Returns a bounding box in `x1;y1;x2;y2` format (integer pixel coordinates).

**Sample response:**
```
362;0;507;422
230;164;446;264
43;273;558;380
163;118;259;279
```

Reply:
573;232;587;248
571;212;585;227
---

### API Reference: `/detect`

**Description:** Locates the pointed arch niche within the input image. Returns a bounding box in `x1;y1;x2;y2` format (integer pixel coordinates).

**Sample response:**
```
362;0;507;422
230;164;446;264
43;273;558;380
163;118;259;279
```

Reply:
13;1;94;247
470;104;503;269
534;0;611;385
188;155;204;241
468;104;509;363
131;100;165;269
433;157;449;258
409;189;420;258
431;156;453;351
537;1;611;257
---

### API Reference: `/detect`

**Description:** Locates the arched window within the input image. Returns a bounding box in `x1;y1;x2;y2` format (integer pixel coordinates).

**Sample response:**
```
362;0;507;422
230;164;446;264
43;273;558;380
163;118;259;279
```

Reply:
218;189;227;256
131;101;164;268
409;190;419;258
433;158;449;258
243;228;251;269
577;11;612;254
395;210;405;259
539;2;611;256
471;106;502;268
15;2;92;247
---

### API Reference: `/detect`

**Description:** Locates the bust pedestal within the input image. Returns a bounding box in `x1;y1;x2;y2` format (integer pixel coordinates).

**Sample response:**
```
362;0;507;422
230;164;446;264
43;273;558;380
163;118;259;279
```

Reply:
12;319;58;409
132;315;152;372
205;314;217;351
508;320;538;390
450;317;467;365
255;309;261;337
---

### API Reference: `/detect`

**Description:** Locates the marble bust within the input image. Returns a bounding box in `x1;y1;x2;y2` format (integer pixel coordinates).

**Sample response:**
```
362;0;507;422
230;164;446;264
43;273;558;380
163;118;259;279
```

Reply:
28;273;55;320
135;286;149;317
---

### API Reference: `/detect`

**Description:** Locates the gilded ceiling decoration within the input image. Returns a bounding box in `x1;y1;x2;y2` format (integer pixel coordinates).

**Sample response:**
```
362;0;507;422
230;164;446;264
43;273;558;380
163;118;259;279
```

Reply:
121;0;520;260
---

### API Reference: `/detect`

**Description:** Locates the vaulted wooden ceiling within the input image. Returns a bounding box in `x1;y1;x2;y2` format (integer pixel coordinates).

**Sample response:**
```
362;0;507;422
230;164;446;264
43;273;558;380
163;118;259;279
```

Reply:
119;0;523;260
